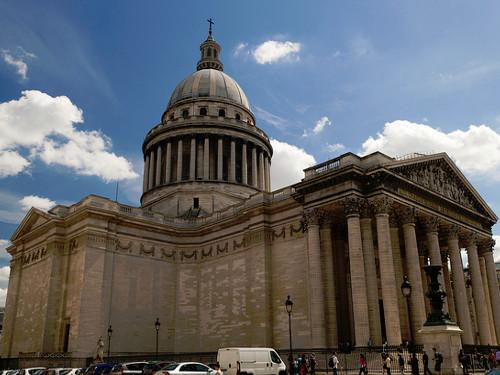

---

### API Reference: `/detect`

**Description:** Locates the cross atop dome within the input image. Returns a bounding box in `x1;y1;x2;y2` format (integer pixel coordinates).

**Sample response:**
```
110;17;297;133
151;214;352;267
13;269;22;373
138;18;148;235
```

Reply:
197;19;223;71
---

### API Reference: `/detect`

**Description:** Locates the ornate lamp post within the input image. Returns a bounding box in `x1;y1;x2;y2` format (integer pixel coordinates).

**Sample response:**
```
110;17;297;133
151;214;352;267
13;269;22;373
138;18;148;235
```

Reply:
285;296;294;375
155;318;161;360
107;325;113;361
401;276;413;348
423;265;455;326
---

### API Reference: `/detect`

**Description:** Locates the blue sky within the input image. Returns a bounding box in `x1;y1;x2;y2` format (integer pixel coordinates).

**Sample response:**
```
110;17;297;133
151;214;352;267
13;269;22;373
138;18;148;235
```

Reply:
1;1;500;302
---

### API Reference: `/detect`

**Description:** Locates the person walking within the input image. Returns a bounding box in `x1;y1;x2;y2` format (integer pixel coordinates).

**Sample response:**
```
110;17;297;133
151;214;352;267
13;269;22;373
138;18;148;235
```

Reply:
309;354;316;375
409;353;419;375
329;352;339;375
299;354;308;375
423;351;432;375
359;353;368;375
458;349;469;375
433;348;443;375
398;353;405;375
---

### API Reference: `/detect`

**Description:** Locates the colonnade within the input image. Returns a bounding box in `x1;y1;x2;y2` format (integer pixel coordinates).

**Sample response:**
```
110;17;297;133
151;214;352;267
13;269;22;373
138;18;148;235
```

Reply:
304;195;500;348
143;135;271;192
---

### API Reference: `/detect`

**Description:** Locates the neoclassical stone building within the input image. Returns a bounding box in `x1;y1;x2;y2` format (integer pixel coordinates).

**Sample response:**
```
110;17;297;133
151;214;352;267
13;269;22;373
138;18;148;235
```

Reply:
2;31;500;360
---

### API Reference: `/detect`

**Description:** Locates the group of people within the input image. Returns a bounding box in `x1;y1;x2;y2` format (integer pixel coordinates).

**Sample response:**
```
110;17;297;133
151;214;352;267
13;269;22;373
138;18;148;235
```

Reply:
290;353;317;375
458;349;500;375
327;347;444;375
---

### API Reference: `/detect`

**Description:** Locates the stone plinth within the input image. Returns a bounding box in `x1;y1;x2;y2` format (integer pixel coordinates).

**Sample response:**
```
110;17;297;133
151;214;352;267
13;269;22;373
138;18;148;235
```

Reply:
418;325;463;375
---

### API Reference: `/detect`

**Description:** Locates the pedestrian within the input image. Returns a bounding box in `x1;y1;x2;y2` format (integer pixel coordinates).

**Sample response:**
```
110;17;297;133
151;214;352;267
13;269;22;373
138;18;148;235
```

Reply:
409;353;419;375
309;354;316;375
398;353;405;375
213;363;223;375
329;352;339;375
385;354;392;375
299;354;308;375
432;348;443;375
487;351;495;370
359;353;368;375
422;351;432;375
496;348;500;366
458;349;468;375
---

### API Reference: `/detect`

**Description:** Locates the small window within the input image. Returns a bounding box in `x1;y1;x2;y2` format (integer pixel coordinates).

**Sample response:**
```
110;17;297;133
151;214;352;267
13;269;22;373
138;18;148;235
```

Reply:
182;109;189;119
214;50;218;58
218;109;226;117
193;198;199;209
169;113;174;120
207;47;212;57
235;113;241;120
200;107;207;116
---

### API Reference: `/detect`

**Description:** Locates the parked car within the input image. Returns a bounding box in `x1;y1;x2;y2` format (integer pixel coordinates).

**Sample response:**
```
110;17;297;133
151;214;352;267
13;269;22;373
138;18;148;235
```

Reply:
142;362;171;375
63;369;83;375
46;368;73;375
111;362;148;375
7;370;20;375
84;364;113;375
217;348;286;375
20;368;46;375
159;363;215;375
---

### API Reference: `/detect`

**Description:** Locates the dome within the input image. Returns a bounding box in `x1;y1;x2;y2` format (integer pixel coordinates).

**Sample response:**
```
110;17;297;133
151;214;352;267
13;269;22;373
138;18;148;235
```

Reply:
167;69;250;111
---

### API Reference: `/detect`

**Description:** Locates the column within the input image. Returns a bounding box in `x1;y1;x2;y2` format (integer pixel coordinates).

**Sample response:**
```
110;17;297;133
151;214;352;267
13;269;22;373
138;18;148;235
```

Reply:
447;225;474;344
344;197;370;346
482;240;500;343
320;217;338;347
189;137;196;180
154;144;162;187
252;146;258;187
400;207;427;344
390;216;409;341
267;158;271;191
196;140;203;178
371;196;402;345
304;209;326;347
201;137;209;180
422;216;449;312
264;155;270;191
479;255;497;344
442;253;457;321
143;153;149;192
241;142;248;185
148;149;155;190
465;234;491;345
259;150;265;190
229;138;236;182
176;138;183;182
165;141;171;184
360;202;383;345
217;138;223;180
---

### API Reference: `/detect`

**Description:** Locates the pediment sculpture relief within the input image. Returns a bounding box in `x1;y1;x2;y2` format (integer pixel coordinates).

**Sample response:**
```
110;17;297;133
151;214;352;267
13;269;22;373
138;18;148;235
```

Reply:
395;162;479;211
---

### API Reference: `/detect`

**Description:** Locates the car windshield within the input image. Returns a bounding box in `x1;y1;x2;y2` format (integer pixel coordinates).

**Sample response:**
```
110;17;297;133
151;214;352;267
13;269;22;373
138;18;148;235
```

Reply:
161;365;177;371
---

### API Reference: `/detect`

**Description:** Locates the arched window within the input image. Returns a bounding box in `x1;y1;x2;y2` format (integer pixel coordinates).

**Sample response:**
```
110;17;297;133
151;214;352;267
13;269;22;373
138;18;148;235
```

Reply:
182;109;189;119
218;109;226;117
200;107;207;116
169;113;174;121
207;48;212;57
214;50;218;58
235;113;241;121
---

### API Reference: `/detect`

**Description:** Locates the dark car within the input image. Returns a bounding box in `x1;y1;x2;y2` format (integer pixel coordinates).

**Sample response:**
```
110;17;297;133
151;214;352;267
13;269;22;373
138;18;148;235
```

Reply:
84;364;113;375
142;363;171;375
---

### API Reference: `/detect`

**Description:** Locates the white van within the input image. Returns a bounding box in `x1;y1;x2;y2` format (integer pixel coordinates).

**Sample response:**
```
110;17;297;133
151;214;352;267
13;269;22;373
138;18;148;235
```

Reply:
217;348;286;375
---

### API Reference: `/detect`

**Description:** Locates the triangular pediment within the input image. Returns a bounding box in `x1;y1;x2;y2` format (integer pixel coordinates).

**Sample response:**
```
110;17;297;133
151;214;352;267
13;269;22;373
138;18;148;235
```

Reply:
387;153;497;221
11;208;53;242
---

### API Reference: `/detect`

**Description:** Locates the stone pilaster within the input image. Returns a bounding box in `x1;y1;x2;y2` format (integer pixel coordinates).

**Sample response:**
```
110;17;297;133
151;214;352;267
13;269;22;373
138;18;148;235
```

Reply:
371;196;402;345
479;254;497;344
264;155;270;192
189;138;196;180
259;150;265;190
304;208;326;347
266;158;271;191
176;138;183;182
482;239;500;343
148;149;155;189
359;201;383;346
217;138;223;180
229;138;236;182
165;141;171;183
446;225;474;344
203;137;210;180
400;207;426;344
252;146;258;187
155;145;162;186
241;142;247;185
465;234;491;344
320;216;338;347
344;197;371;346
143;153;149;192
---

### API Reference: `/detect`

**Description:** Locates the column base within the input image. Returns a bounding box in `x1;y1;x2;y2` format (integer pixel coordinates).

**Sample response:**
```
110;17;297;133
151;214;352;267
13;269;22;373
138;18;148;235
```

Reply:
418;324;463;375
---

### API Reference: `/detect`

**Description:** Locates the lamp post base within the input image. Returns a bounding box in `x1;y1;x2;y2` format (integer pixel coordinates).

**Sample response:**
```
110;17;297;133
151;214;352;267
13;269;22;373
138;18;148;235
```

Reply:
418;324;463;375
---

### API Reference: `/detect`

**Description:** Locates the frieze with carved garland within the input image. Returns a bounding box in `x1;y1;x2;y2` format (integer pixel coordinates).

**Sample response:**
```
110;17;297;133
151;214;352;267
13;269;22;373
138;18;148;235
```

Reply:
21;246;47;267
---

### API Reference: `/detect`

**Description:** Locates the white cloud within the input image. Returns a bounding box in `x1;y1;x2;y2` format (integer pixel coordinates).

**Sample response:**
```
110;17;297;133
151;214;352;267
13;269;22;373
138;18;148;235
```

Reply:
0;239;10;260
0;266;10;307
19;195;56;212
493;235;500;263
252;41;301;64
254;106;287;130
0;288;7;307
1;47;36;80
326;143;345;153
302;116;332;137
361;120;500;179
233;43;249;57
0;90;138;181
270;139;316;190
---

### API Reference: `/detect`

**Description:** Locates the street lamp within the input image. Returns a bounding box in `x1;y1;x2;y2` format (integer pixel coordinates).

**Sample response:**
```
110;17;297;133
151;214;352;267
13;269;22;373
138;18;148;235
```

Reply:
400;276;413;347
285;296;293;375
155;318;161;360
107;325;113;361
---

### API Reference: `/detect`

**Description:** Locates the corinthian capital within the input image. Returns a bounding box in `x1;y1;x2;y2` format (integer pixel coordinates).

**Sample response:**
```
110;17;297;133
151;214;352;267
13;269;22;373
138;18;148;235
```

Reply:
399;206;416;225
343;196;361;217
478;237;495;254
463;232;479;248
421;216;440;233
369;195;393;215
444;224;460;241
303;208;325;227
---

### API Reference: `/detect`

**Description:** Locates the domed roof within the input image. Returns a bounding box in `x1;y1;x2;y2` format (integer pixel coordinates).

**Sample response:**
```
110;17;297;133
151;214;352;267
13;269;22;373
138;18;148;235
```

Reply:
167;69;250;110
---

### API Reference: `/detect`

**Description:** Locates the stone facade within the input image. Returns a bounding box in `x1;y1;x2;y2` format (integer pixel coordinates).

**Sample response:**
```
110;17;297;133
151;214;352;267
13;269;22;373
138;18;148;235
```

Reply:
1;32;499;360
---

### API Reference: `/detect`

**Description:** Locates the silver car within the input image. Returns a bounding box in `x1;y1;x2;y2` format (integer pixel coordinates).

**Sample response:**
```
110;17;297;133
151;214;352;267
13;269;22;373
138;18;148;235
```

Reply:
159;363;215;375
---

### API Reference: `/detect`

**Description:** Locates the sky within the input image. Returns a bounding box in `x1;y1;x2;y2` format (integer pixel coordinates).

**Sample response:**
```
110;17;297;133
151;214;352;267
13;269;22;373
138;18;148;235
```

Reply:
1;1;500;305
